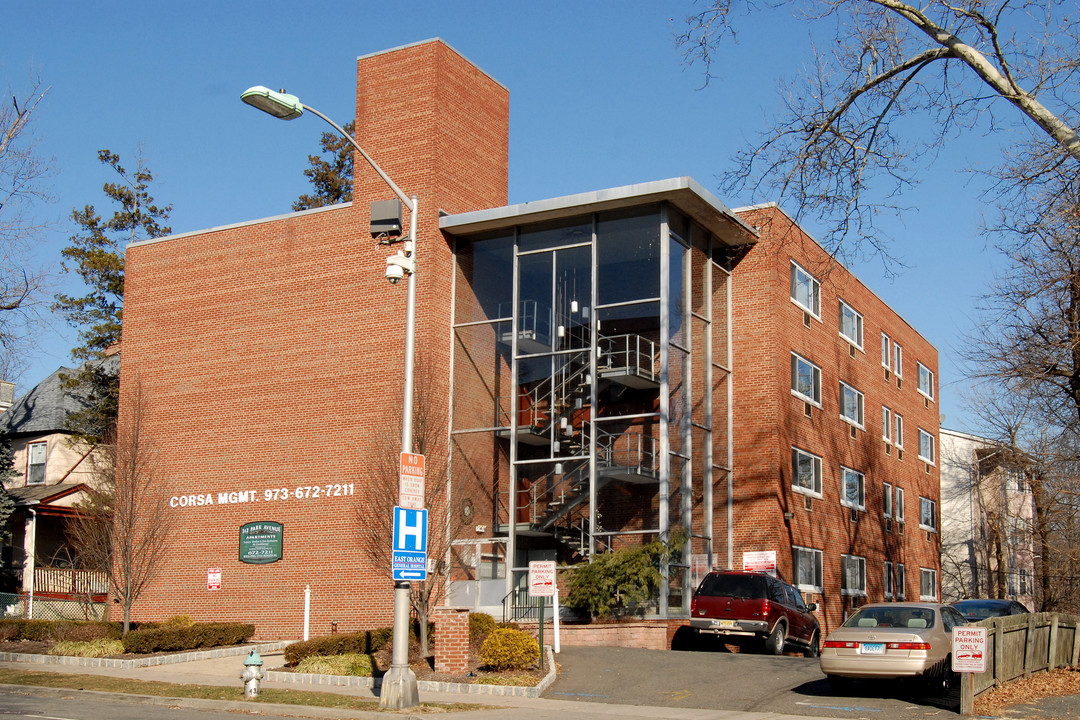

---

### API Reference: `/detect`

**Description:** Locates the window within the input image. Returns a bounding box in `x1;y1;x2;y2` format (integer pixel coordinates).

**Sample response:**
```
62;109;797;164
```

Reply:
897;563;906;599
881;333;891;369
1009;470;1030;493
896;486;905;523
791;353;822;405
920;568;938;601
883;482;894;518
840;381;864;427
792;447;823;497
917;361;935;400
1019;568;1031;595
790;261;820;317
27;442;46;485
894;413;904;449
882;406;892;442
841;554;867;595
839;300;864;348
793;546;824;592
893;343;904;378
841;467;865;510
918;428;936;464
919;496;937;532
885;561;895;599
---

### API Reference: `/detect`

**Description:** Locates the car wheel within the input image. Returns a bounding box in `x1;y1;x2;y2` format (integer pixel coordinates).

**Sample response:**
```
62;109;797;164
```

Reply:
764;622;786;655
803;630;820;658
924;656;954;697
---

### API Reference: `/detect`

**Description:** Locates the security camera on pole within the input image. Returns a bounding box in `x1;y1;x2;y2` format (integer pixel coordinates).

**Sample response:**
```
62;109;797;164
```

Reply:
241;85;422;710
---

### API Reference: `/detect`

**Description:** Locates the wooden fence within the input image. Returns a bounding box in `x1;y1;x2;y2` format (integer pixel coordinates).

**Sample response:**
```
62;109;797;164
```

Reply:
961;612;1080;714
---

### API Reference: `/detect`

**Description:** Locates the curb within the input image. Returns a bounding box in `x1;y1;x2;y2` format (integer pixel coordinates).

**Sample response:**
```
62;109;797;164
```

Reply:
265;644;557;698
0;642;557;698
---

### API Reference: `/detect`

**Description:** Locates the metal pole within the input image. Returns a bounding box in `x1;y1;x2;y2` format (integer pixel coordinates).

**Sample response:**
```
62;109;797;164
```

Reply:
379;195;420;710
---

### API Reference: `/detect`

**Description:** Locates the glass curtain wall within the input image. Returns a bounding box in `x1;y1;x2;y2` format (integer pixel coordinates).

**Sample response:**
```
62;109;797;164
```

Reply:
450;203;722;617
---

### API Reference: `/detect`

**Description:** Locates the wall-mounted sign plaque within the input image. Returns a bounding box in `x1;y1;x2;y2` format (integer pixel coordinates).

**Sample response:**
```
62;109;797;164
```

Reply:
239;521;283;564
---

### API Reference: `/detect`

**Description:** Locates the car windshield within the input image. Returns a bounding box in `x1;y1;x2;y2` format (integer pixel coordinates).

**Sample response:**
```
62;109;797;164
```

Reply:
696;573;765;599
954;601;1010;619
842;606;936;629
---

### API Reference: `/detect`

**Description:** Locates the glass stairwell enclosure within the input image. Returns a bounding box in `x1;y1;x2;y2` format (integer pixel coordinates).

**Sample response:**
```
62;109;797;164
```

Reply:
449;203;730;618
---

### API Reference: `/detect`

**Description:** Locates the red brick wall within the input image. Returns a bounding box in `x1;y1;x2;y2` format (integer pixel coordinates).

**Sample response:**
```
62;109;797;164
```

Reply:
432;607;470;673
729;206;940;634
119;39;509;639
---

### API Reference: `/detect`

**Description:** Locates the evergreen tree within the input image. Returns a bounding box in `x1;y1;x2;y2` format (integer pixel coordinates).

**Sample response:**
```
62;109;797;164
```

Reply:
53;150;171;441
0;439;18;540
293;121;354;210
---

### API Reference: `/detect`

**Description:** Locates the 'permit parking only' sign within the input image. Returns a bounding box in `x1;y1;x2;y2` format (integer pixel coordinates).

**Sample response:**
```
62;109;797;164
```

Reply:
952;626;987;673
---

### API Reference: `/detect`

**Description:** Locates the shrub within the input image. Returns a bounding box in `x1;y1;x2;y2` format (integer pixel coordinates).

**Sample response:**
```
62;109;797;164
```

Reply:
121;622;254;654
295;652;374;676
469;612;496;641
0;619;122;643
477;627;539;671
283;630;391;666
49;639;125;657
162;615;195;627
562;534;685;619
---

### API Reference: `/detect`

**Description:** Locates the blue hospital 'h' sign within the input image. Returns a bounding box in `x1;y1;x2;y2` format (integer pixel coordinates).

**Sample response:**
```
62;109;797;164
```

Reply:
393;507;428;553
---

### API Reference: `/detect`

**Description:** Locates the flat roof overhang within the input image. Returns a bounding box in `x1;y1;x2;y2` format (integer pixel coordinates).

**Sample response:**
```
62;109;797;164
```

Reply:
439;177;758;246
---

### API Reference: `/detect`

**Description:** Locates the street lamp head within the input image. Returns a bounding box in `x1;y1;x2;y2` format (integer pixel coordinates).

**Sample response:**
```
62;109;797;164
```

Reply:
240;86;304;120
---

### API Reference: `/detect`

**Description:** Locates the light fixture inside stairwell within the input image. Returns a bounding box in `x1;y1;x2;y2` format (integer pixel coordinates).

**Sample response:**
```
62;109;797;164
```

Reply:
571;300;579;313
555;463;564;475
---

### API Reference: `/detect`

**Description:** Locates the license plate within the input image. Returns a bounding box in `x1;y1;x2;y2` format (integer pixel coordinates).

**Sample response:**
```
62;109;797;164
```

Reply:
712;619;737;629
860;643;885;655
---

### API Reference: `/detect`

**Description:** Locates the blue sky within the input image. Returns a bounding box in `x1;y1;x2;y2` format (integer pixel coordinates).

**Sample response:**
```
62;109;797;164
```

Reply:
4;1;1014;433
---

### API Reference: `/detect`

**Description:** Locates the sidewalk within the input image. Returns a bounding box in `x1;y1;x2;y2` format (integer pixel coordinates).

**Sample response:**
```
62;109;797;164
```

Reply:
0;644;827;720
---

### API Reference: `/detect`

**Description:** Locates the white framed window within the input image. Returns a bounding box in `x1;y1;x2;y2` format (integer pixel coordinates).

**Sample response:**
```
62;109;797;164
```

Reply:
791;352;822;405
793;545;824;592
27;442;47;486
897;563;906;599
790;260;821;317
918;428;936;464
839;299;864;349
792;447;823;498
882;406;893;442
896;486;905;523
920;567;938;601
840;381;864;427
917;361;935;400
883;482;894;518
893;343;903;378
885;561;895;599
841;554;867;596
894;413;904;449
919;496;937;532
841;466;865;510
881;332;891;369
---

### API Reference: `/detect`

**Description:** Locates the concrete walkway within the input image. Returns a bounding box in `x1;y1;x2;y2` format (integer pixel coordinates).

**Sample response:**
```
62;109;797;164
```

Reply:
0;644;831;720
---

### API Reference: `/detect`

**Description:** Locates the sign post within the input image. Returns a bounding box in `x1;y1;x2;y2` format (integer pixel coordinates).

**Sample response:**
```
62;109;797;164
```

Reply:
953;625;987;715
528;561;558;668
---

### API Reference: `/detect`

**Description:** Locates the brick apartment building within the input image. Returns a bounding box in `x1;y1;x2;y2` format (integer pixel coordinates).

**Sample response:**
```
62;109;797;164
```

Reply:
119;39;939;639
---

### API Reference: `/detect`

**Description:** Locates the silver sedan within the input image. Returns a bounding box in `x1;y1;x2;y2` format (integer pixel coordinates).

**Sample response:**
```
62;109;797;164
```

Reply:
819;602;969;693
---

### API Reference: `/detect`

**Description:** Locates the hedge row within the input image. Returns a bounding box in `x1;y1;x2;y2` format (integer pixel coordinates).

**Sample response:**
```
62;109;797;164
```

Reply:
283;628;393;666
121;622;255;654
0;619;122;642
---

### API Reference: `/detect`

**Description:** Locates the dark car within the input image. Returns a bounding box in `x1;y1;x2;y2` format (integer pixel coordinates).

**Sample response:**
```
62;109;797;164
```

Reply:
689;570;821;656
951;598;1029;620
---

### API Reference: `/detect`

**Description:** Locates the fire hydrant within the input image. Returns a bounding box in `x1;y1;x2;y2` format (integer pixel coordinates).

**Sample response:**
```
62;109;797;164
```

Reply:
241;650;264;698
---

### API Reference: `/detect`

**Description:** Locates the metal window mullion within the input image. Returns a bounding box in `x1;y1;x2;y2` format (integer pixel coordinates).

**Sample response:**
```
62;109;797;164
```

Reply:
658;206;671;616
505;227;521;602
588;213;599;557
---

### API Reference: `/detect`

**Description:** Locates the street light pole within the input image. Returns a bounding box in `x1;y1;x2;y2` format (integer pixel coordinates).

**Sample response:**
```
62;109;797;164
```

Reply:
241;86;420;709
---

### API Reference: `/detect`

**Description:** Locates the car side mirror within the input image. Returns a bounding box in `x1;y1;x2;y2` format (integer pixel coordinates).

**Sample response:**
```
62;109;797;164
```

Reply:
807;602;818;612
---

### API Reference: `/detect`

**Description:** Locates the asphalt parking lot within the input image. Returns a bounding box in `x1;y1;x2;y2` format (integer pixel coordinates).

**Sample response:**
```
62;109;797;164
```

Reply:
545;644;962;718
